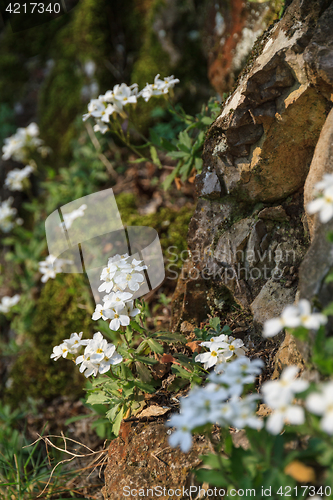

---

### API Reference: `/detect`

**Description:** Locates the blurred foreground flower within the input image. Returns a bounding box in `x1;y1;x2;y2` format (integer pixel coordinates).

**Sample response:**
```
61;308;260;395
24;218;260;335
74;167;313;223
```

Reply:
306;381;333;434
307;173;333;223
38;254;73;283
0;294;20;314
5;165;34;191
0;197;23;232
2;122;48;163
263;299;327;338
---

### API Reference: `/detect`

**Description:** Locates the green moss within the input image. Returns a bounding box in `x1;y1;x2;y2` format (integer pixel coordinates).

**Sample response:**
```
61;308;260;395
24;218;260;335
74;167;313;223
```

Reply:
115;192;194;257
5;274;93;404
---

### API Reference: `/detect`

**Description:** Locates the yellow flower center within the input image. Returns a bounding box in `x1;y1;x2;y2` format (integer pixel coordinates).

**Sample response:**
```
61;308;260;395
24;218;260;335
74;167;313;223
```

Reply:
96;348;103;353
114;313;119;319
229;345;235;351
211;351;217;357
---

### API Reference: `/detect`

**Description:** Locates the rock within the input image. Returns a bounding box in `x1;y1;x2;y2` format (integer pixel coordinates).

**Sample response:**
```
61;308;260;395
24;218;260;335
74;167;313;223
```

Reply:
195;170;223;199
250;279;297;332
102;421;211;500
246;220;267;266
271;333;305;379
304;108;333;240
205;0;329;203
204;0;282;96
170;259;210;332
297;217;333;360
258;206;290;221
214;218;253;266
303;3;333;99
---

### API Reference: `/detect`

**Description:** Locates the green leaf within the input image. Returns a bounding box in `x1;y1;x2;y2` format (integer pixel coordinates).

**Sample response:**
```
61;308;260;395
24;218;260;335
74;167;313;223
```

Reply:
151;332;187;343
112;406;124;436
194;157;203;173
86;392;109;405
162;164;181;190
134;355;158;365
150;145;162;169
323;302;333;316
135;361;152;383
201;116;214;125
147;338;164;354
128;157;148;164
167;150;189;159
178;130;193;149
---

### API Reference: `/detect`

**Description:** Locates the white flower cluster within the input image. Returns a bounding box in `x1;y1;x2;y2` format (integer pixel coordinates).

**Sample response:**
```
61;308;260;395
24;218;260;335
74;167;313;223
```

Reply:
168;357;333;453
2;122;48;163
60;203;87;230
50;331;122;378
38;254;73;283
83;74;179;134
261;366;309;435
263;299;327;338
5;165;34;191
307;173;333;223
195;333;247;370
0;197;23;233
92;253;146;331
0;294;20;314
167;357;264;452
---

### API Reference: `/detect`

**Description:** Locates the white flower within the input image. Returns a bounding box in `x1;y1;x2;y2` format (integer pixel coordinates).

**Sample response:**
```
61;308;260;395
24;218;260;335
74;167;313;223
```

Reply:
5;165;34;191
92;303;109;321
50;342;70;361
102;291;133;306
93;119;109;134
265;403;305;435
123;300;140;318
314;173;333;191
220;338;247;361
196;336;247;370
263;299;327;338
262;366;309;409
98;344;123;374
75;332;122;377
50;332;88;361
105;305;131;331
112;83;137;109
114;271;144;292
167;413;193;452
2;123;44;162
308;173;333;223
306;381;333;434
139;74;179;102
195;347;222;369
0;197;21;233
60;204;87;230
229;394;263;430
84;60;96;77
0;294;20;314
200;333;230;350
39;254;72;283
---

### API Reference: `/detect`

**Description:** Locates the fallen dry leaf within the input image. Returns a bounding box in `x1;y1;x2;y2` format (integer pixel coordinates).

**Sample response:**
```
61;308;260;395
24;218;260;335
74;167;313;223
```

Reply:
160;354;176;364
175;177;182;190
186;341;202;353
137;405;170;419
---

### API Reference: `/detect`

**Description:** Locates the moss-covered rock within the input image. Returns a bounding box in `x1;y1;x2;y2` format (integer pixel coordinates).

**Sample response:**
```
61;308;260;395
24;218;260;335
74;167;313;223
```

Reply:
115;192;194;259
5;274;93;404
